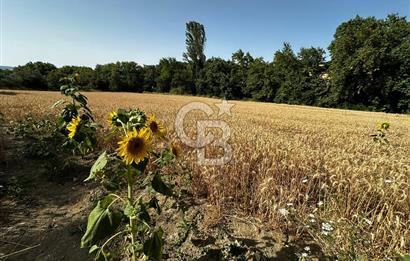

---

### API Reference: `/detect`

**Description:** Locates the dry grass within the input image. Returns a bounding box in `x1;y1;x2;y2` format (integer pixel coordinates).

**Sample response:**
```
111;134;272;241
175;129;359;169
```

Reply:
1;89;409;258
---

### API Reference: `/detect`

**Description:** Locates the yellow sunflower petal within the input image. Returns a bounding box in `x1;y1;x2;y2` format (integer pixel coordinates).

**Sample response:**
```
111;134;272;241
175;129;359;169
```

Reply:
66;116;81;139
107;111;117;126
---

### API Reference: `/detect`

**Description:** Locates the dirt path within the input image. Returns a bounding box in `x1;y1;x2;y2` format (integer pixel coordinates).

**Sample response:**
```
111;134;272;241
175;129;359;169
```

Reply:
0;125;92;260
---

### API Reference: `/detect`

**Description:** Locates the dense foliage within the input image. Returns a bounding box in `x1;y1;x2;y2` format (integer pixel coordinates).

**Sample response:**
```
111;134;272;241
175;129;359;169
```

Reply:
1;15;409;113
328;15;410;112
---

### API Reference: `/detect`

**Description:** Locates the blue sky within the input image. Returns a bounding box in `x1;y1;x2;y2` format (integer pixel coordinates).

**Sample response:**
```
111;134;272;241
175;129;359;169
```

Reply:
1;0;409;67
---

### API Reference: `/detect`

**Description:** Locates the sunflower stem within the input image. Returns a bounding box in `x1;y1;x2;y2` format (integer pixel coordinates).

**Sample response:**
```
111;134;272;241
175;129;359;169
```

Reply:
127;168;137;261
121;122;128;135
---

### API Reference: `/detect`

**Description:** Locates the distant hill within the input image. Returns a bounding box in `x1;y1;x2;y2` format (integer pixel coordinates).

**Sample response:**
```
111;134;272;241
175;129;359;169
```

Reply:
0;66;13;70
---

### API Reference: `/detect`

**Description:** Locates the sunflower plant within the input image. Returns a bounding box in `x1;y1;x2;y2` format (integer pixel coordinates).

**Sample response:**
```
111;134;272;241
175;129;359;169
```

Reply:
371;122;390;144
52;74;99;155
81;108;181;261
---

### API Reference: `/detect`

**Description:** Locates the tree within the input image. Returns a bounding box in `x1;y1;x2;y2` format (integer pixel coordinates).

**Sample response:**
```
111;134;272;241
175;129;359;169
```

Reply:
387;37;410;113
259;62;280;102
11;62;56;90
183;21;206;93
109;62;144;92
196;58;235;98
75;67;95;90
94;62;143;92
94;63;115;91
328;14;410;112
231;49;254;99
272;43;302;104
245;58;267;100
0;69;16;88
297;47;328;105
156;58;175;93
47;66;94;90
380;15;410;113
170;62;193;94
142;65;158;92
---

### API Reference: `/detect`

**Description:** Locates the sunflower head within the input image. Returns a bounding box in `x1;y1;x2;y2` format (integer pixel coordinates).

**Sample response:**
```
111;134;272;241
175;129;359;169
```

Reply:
117;128;152;165
127;109;147;129
377;122;390;131
147;114;166;138
108;111;119;127
169;143;181;159
67;115;81;139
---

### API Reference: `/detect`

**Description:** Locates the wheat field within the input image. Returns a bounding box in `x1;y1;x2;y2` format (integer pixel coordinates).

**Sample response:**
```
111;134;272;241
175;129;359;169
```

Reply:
1;90;409;258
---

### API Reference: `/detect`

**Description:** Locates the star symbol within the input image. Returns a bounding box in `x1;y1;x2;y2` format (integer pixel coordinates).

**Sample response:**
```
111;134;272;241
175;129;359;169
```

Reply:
215;99;235;116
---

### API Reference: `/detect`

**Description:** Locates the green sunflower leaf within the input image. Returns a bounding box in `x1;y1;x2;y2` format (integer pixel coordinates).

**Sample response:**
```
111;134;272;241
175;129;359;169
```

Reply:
148;197;161;215
80;197;122;248
143;228;164;261
398;253;410;261
85;151;108;181
151;173;173;196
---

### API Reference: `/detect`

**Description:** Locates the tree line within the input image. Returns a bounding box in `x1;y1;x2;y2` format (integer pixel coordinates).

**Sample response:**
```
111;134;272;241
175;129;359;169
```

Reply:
0;14;409;113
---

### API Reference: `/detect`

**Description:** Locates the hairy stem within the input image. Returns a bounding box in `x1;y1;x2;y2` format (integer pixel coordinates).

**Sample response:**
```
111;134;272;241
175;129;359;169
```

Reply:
127;170;137;261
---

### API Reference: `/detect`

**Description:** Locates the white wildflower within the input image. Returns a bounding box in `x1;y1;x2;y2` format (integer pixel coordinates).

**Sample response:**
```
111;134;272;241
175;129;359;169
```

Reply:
317;201;324;207
278;208;289;216
364;218;372;226
321;221;334;235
